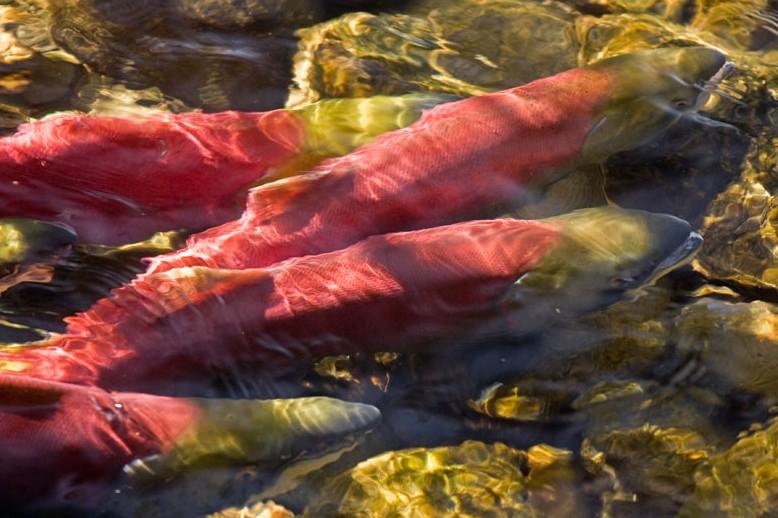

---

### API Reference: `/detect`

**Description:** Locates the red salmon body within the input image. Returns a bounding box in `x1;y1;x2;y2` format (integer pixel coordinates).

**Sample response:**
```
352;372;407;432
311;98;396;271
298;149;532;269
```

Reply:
0;218;560;389
0;110;305;243
0;373;199;504
147;66;615;274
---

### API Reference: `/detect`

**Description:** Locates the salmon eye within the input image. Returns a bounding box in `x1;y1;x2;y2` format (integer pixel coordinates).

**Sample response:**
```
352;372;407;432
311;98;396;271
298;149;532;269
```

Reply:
609;276;634;289
673;98;692;109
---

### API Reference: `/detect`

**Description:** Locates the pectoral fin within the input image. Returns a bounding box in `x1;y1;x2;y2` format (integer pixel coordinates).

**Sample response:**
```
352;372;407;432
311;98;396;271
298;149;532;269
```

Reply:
513;165;611;220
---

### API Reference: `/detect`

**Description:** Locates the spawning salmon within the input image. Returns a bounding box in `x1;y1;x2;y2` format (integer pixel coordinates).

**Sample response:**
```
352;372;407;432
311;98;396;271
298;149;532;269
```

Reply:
144;47;724;275
0;94;449;244
0;208;700;391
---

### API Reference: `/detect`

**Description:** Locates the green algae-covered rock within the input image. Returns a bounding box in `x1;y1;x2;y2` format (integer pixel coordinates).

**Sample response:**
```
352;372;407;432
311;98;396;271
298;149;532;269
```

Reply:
0;4;85;131
24;0;323;111
674;298;778;401
681;417;778;516
695;131;778;290
211;500;295;518
467;380;570;422
288;0;579;106
302;441;583;517
583;425;712;516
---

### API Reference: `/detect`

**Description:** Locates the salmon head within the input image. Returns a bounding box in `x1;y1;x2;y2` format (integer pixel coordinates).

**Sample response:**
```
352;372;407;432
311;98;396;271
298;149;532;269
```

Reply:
153;396;381;473
293;92;459;156
580;46;727;163
506;207;701;322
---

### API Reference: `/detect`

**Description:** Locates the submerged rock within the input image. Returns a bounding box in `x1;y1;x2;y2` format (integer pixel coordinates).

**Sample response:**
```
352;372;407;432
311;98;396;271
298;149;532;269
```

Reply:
288;0;580;106
291;1;760;106
302;440;583;517
575;379;725;442
696;131;778;290
19;0;324;111
211;501;295;518
684;7;778;290
514;283;676;380
0;2;191;120
583;425;712;516
467;380;569;422
682;417;778;516
174;0;322;30
674;298;778;401
690;0;778;52
0;4;84;130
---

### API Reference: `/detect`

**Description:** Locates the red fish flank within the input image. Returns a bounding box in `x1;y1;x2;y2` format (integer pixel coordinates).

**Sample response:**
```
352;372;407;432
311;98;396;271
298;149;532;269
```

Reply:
0;373;200;503
0;218;561;389
0;110;305;243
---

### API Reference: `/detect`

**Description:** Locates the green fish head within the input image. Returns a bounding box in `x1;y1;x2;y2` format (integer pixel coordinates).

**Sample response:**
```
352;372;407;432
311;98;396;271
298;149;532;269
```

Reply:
295;93;459;156
581;46;727;163
163;396;381;472
507;207;701;320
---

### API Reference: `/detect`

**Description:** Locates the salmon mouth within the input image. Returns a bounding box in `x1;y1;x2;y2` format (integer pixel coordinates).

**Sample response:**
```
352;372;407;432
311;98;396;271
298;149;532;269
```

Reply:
698;59;736;101
687;60;731;112
684;58;743;130
660;49;730;115
643;230;703;288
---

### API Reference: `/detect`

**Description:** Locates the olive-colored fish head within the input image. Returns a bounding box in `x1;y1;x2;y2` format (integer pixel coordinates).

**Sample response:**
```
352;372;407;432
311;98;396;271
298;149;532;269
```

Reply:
507;207;701;321
294;92;459;156
262;396;382;454
581;46;727;163
162;396;381;472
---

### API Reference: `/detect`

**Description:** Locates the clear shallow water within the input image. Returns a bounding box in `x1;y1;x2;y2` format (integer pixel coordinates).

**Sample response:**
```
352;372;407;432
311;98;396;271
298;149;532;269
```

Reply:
0;0;776;516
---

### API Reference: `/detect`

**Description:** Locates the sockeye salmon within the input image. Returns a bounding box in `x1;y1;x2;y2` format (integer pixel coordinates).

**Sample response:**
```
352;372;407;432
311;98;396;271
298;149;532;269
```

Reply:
0;94;450;244
0;373;379;507
144;46;725;275
0;208;700;391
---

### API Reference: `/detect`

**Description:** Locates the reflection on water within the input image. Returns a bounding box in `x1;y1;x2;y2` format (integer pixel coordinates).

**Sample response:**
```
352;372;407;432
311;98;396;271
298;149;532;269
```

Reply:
0;0;776;515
